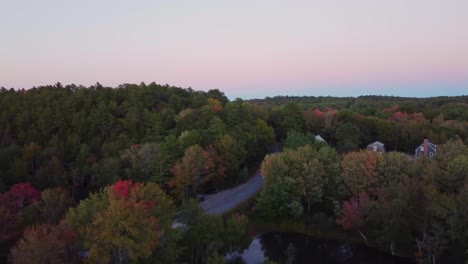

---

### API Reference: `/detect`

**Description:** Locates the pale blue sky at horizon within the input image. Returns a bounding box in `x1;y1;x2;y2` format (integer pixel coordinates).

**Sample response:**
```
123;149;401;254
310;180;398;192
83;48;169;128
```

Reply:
1;0;467;99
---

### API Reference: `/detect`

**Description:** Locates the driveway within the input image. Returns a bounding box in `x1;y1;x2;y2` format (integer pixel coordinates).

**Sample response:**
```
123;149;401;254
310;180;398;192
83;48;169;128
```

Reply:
200;143;280;215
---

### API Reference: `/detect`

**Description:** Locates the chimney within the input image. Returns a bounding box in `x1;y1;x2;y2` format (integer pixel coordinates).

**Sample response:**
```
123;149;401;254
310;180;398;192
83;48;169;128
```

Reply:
424;138;429;156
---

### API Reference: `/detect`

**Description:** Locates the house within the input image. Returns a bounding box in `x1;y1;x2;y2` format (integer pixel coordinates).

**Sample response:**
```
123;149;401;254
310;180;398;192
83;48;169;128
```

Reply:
415;138;437;158
367;141;386;153
315;135;326;143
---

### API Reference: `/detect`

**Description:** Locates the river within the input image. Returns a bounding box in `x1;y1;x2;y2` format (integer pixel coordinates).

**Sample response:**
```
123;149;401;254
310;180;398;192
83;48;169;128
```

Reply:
229;232;414;264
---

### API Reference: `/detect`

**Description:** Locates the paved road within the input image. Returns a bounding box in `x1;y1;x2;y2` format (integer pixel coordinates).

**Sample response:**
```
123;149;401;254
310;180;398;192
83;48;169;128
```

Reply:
200;143;280;215
200;172;265;214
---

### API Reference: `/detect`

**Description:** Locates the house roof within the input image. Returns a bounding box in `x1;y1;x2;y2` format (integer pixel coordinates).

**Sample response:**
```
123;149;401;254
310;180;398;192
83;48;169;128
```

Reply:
415;142;437;152
367;141;384;147
367;141;386;152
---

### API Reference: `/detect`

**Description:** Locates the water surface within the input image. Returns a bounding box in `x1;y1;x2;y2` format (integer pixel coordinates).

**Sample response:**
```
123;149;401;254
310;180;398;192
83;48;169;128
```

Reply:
235;232;413;264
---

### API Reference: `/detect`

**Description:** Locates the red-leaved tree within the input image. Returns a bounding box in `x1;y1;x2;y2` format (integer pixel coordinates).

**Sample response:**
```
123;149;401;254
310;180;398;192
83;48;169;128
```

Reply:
6;182;42;212
336;192;371;244
0;182;41;243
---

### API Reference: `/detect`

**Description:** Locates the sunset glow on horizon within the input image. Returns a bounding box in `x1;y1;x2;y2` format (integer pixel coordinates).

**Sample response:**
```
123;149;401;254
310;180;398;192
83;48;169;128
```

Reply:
1;0;467;99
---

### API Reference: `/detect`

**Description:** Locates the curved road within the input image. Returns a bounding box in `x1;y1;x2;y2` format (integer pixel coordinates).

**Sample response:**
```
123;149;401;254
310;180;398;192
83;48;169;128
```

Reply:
200;143;280;215
200;172;264;214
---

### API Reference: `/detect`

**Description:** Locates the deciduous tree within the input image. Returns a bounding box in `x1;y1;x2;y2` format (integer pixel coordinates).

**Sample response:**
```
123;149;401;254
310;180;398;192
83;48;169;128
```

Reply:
336;192;371;244
341;151;378;195
10;222;79;264
67;180;174;264
38;187;75;224
223;213;249;255
377;152;410;187
172;145;215;200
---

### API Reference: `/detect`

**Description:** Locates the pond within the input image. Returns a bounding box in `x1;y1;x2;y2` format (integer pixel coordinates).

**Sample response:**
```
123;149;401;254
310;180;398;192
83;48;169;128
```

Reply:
231;232;414;264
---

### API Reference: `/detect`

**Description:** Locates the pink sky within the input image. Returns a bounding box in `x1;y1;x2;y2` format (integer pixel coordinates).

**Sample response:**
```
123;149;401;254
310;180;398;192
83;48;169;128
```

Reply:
1;0;467;98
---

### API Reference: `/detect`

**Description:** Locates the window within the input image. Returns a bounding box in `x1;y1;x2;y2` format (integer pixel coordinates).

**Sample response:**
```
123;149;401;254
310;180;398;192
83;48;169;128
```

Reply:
429;152;434;157
420;146;424;151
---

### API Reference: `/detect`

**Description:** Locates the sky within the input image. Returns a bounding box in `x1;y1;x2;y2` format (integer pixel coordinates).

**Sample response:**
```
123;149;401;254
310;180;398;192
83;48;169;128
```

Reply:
1;0;467;99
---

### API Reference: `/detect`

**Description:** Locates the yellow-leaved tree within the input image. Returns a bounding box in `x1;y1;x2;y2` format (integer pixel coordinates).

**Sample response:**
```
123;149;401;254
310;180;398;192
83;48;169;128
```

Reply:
67;180;176;264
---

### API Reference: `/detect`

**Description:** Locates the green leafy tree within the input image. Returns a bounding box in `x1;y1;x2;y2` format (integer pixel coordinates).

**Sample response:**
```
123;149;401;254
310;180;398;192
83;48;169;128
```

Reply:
377;152;410;187
184;214;225;264
280;102;304;133
317;146;345;208
223;213;249;255
366;183;415;254
38;187;75;225
206;252;227;264
303;158;325;212
284;131;319;150
438;155;468;193
36;156;68;189
90;157;121;191
335;123;361;153
257;146;316;218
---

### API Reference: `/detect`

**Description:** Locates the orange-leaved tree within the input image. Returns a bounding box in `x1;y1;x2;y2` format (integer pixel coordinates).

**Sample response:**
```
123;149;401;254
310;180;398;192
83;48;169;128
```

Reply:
10;221;79;264
67;180;174;264
341;151;378;196
172;145;217;201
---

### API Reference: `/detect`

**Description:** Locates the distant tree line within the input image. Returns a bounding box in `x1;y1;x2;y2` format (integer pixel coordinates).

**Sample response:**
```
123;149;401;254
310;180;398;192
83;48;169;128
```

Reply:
259;96;467;153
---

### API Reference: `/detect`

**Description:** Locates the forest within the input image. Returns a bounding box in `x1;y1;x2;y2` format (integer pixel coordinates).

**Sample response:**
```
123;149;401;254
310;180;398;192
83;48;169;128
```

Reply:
0;83;467;264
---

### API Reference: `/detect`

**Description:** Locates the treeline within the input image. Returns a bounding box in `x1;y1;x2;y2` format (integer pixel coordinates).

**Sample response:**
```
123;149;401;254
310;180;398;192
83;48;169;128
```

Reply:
256;137;468;263
251;95;468;119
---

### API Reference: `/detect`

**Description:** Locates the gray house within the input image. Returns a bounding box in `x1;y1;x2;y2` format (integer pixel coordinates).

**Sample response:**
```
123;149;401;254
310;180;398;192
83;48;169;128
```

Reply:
415;139;437;158
367;141;386;153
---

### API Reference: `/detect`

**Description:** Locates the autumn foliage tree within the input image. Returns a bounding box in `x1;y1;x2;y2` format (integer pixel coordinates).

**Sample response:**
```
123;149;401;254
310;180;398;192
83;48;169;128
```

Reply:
10;221;79;264
214;135;246;184
172;145;219;200
340;151;378;195
0;182;41;243
205;145;226;188
67;180;175;264
4;182;42;212
336;192;371;244
303;108;324;133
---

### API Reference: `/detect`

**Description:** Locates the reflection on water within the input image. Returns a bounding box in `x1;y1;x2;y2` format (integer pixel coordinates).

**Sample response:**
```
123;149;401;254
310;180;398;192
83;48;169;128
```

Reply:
232;238;266;264
234;232;413;264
